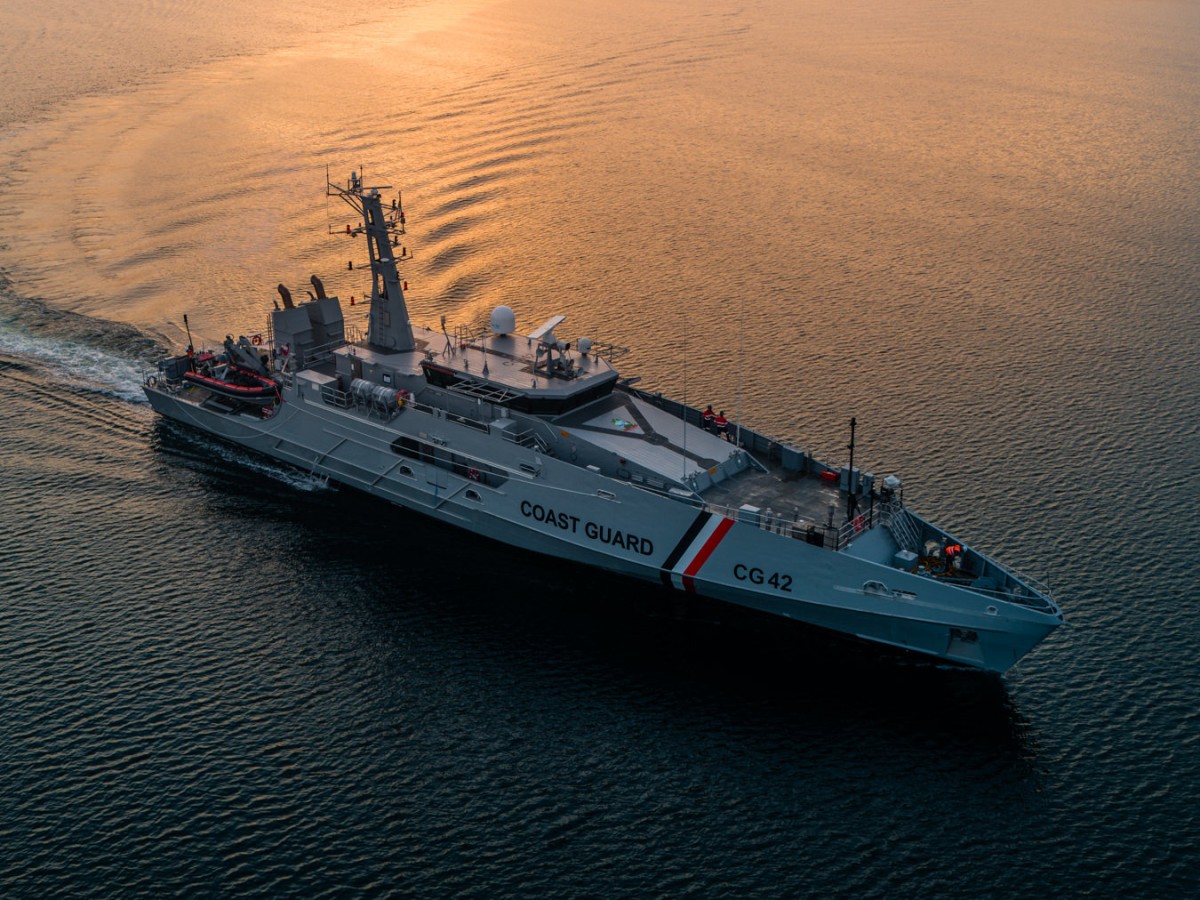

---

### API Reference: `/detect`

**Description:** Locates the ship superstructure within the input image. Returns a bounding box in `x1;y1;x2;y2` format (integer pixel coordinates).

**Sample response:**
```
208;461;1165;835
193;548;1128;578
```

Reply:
144;171;1063;673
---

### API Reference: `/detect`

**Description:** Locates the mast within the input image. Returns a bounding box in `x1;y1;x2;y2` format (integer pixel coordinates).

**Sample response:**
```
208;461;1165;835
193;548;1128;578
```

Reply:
846;416;857;520
328;169;416;353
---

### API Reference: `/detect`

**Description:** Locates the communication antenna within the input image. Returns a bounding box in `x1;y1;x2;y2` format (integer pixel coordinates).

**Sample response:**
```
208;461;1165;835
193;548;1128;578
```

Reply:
183;313;195;371
681;306;688;481
846;417;857;520
736;288;744;447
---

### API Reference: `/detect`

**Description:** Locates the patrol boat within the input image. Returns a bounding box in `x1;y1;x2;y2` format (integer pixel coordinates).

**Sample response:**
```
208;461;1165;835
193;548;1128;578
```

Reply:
144;171;1063;673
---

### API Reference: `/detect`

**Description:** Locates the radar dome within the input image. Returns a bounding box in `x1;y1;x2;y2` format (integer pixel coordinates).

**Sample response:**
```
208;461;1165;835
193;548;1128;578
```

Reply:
490;305;516;335
577;337;594;355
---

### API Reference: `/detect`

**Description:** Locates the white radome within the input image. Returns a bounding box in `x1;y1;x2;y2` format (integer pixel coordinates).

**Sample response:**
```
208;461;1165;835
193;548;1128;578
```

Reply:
490;305;516;335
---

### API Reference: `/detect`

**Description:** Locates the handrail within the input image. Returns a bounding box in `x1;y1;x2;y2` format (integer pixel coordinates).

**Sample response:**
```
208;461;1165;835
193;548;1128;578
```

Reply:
446;411;490;433
272;326;366;375
987;561;1056;606
502;428;542;449
897;506;1057;608
629;480;863;548
835;506;879;546
621;383;805;472
319;384;398;419
967;582;1059;613
443;321;629;365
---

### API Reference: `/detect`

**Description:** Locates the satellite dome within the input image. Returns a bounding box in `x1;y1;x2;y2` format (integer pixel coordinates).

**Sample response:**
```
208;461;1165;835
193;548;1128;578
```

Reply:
490;305;516;335
577;337;593;354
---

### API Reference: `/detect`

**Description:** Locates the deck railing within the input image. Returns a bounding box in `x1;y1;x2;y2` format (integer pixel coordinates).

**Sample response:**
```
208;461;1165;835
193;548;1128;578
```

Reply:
317;384;398;420
986;563;1057;610
272;326;365;373
891;506;1058;612
627;479;870;550
619;383;827;479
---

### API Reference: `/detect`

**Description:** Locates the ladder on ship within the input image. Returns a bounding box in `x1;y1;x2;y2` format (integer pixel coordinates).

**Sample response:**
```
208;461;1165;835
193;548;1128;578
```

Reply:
884;503;921;554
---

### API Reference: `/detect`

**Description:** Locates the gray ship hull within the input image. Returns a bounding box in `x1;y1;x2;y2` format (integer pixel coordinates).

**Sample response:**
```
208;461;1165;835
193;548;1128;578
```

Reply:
144;382;1059;674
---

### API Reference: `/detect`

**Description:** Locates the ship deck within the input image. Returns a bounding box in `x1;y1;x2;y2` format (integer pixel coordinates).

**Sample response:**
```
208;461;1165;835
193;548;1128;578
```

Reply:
559;388;870;535
700;459;845;530
700;458;903;566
